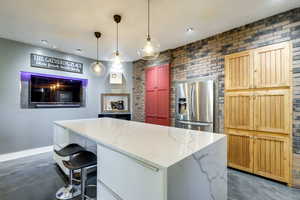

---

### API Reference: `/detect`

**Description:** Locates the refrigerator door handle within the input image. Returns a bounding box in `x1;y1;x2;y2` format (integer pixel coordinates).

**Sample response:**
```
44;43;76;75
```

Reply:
188;84;193;119
191;84;195;119
191;84;194;119
177;120;212;126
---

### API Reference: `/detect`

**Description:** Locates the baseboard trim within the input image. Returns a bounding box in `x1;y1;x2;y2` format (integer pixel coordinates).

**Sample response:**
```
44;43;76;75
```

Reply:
0;145;53;163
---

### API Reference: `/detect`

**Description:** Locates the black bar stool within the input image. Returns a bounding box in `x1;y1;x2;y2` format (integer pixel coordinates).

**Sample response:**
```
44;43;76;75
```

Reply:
55;143;85;200
63;151;97;200
54;143;86;157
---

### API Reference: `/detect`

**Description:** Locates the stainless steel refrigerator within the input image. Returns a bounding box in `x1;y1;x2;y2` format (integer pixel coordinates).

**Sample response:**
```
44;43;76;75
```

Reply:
175;79;214;132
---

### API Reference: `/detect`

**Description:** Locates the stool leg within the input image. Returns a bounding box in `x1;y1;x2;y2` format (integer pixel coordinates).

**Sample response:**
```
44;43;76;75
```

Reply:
69;169;73;190
69;169;74;194
81;168;87;200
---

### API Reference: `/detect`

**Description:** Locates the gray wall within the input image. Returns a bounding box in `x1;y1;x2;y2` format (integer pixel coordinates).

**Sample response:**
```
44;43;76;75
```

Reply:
0;38;133;155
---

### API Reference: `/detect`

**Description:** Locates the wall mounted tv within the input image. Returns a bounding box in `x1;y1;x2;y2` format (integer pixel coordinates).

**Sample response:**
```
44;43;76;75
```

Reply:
20;71;88;108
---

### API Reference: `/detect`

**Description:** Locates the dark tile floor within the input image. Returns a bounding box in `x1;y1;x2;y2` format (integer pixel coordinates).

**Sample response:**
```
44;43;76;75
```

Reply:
0;152;300;200
228;169;300;200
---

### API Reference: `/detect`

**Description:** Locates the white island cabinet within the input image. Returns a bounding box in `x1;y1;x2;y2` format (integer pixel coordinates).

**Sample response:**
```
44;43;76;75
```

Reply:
54;118;227;200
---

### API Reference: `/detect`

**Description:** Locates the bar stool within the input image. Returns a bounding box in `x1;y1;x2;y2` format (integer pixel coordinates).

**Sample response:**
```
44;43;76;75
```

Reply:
62;151;97;200
55;143;85;200
54;143;86;157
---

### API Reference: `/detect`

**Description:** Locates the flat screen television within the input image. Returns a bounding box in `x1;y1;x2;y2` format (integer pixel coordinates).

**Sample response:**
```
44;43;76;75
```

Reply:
26;74;86;108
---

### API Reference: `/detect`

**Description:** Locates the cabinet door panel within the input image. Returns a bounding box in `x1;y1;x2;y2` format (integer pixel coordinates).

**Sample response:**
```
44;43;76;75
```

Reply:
253;134;289;183
98;181;118;200
157;64;169;90
145;91;157;118
157;90;169;117
254;90;290;134
145;116;157;124
254;42;290;88
156;65;170;125
145;67;158;122
98;146;165;200
225;51;253;90
146;67;157;90
225;92;254;130
227;130;254;173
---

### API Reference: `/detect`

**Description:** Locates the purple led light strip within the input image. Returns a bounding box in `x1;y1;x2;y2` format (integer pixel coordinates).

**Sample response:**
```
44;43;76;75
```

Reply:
20;71;88;87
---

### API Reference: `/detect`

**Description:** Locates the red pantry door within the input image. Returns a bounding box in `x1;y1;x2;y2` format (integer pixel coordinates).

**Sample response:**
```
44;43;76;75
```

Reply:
145;64;170;126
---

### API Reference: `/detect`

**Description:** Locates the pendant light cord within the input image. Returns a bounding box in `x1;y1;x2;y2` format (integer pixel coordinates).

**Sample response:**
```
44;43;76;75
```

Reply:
147;0;150;40
96;38;99;62
116;22;119;53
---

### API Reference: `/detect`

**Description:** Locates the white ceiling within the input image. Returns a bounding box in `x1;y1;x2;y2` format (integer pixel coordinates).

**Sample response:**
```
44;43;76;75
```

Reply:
0;0;299;61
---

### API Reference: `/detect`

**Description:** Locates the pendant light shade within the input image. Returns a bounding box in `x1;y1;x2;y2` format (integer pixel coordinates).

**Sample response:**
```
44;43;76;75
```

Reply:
137;37;160;60
90;61;105;76
112;51;122;65
137;0;160;60
112;15;122;68
90;32;105;76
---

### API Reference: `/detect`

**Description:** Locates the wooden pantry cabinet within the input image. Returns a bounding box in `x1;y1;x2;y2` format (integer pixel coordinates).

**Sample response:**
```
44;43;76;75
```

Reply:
226;42;291;90
253;133;290;183
225;50;253;90
225;92;254;130
224;41;292;184
225;89;290;133
253;42;291;88
253;90;290;134
227;129;254;173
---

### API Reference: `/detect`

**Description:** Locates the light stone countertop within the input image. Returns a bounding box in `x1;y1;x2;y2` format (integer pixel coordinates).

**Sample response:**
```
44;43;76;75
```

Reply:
54;118;226;169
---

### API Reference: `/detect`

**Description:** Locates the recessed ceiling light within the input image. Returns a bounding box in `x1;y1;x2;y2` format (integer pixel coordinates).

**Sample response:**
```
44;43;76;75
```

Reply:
186;27;194;32
41;40;48;44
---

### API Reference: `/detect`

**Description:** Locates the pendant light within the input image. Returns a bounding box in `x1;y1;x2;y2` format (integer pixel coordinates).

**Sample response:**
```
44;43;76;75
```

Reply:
137;0;160;60
90;32;105;76
112;15;122;68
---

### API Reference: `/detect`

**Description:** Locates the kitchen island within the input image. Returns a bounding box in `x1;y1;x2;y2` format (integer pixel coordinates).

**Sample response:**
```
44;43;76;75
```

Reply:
54;118;227;200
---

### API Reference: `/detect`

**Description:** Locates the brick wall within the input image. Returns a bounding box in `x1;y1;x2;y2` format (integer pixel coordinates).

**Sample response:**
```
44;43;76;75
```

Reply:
132;7;300;186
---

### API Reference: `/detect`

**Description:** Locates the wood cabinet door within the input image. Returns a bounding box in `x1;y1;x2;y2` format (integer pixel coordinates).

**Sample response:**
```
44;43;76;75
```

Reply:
253;42;291;88
225;51;253;90
227;130;254;173
253;134;290;183
225;92;254;130
253;90;290;134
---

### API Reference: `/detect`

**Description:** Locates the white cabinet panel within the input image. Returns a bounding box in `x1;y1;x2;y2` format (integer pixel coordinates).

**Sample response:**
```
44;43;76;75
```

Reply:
85;139;97;154
53;125;70;175
54;125;70;149
98;181;119;200
98;145;166;200
69;132;86;147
